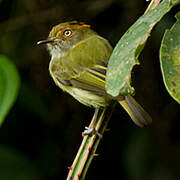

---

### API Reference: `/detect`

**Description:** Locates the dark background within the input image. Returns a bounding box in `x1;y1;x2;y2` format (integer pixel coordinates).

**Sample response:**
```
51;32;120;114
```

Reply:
0;0;180;179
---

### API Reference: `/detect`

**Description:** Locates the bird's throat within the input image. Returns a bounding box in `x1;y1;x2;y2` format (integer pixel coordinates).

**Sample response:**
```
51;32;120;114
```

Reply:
47;44;64;59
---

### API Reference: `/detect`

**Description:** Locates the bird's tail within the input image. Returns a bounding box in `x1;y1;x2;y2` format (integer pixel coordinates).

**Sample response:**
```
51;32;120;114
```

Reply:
118;95;152;127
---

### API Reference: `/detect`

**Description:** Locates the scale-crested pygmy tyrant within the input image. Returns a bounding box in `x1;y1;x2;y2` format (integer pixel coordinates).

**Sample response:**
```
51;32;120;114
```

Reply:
37;21;152;130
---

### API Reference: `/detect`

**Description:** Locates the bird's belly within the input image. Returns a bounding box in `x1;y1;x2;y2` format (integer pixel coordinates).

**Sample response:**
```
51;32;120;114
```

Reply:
52;77;109;107
49;62;109;107
65;86;109;108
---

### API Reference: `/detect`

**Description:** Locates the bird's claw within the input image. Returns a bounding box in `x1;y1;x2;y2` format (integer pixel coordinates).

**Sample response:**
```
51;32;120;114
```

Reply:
82;126;102;138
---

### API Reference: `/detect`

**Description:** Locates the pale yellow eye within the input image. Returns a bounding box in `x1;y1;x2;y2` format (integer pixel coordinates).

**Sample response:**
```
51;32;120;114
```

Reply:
63;29;72;37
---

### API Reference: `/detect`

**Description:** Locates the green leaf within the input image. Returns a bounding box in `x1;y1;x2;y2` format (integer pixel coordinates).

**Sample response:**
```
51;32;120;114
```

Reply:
106;0;180;96
0;55;20;125
160;12;180;104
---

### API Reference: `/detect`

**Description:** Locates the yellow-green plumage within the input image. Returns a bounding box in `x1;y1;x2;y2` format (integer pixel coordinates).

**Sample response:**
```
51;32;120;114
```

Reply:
38;21;152;127
49;35;112;107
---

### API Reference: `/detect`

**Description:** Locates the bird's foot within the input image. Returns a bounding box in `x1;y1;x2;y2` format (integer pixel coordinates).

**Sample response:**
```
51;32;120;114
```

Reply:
82;126;102;138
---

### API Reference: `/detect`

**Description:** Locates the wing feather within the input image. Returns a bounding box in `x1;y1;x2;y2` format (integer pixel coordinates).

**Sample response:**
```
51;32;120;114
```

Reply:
56;35;112;94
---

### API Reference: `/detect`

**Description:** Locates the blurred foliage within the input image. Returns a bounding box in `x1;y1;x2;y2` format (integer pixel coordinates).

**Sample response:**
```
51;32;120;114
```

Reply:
0;55;20;125
0;0;179;180
0;145;40;180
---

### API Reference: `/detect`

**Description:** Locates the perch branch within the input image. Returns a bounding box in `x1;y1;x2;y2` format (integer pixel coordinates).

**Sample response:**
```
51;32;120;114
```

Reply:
67;102;116;180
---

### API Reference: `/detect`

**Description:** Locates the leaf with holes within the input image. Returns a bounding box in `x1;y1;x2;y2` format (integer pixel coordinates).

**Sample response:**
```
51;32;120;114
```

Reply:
106;0;180;96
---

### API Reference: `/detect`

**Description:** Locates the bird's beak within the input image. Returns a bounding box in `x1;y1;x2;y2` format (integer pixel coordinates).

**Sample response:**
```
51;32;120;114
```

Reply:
37;38;55;45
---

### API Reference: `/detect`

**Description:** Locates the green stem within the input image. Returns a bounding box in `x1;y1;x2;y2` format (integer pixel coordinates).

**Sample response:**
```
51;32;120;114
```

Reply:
144;0;161;14
67;102;116;180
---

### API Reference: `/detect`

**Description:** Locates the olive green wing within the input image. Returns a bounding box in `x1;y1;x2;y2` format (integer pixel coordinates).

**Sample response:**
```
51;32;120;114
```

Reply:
70;64;108;95
59;35;112;93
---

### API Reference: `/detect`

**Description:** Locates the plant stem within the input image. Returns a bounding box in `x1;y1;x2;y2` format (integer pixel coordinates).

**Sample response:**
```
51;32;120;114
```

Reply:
144;0;161;14
67;102;116;180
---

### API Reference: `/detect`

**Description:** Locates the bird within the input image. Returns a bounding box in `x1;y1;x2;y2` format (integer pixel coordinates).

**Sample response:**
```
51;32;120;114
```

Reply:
37;21;152;132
